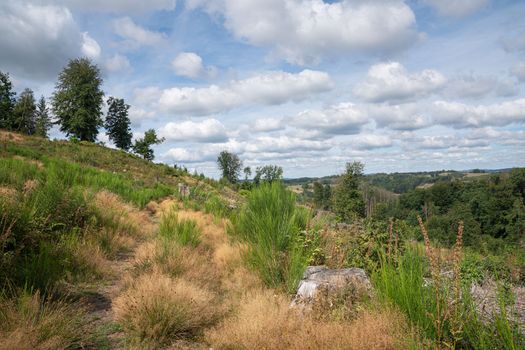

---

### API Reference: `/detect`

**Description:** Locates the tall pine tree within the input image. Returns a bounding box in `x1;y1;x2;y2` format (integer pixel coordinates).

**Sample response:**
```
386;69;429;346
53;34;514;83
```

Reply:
0;71;16;130
105;97;132;150
34;96;52;138
12;88;36;135
52;58;104;142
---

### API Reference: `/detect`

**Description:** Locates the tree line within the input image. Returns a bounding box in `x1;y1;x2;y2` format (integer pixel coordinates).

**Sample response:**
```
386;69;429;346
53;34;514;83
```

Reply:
216;150;284;187
0;58;163;161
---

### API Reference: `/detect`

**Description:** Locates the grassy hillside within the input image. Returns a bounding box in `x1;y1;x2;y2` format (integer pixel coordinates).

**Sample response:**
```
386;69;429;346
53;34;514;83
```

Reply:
1;131;523;349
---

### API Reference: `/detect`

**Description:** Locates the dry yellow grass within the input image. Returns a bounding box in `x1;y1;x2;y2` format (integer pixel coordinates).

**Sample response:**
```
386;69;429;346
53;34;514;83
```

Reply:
92;190;155;239
0;186;17;199
206;289;417;350
213;242;245;270
113;272;220;347
0;292;89;350
12;155;44;169
176;209;228;248
132;237;218;285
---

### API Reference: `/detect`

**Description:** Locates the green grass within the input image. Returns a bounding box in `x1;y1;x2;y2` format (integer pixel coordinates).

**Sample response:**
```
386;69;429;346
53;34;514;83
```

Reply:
231;182;309;292
159;207;201;247
0;134;183;293
373;246;525;349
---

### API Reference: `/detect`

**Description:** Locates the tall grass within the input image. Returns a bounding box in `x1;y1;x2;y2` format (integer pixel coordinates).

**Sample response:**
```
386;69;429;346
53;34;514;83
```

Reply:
232;182;309;292
374;218;525;349
113;272;218;347
0;291;91;349
0;149;174;293
159;207;201;247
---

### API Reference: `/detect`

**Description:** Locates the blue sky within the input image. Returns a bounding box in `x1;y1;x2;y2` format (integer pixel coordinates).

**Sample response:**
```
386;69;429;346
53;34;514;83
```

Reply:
1;0;524;178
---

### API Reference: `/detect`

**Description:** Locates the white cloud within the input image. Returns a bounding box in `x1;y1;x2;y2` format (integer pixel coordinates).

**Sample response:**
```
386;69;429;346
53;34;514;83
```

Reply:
353;62;446;103
252;118;284;132
105;54;131;72
191;0;419;64
501;29;525;53
445;74;518;99
292;103;369;135
424;0;488;17
352;133;393;150
114;17;165;47
133;86;162;105
159;119;228;142
367;103;431;130
432;99;525;128
81;32;101;59
158;69;333;115
129;106;155;123
0;1;82;79
245;135;331;154
171;52;204;78
48;0;176;13
511;62;525;82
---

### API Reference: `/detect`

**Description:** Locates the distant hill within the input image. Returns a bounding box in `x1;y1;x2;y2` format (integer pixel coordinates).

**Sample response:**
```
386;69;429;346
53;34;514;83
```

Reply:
285;168;515;194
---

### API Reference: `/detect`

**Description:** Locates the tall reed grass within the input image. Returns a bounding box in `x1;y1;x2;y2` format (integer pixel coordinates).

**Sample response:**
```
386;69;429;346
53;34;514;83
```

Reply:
231;182;309;292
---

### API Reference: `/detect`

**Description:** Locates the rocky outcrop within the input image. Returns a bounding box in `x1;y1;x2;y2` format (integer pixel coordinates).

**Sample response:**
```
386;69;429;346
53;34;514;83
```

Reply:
291;266;372;316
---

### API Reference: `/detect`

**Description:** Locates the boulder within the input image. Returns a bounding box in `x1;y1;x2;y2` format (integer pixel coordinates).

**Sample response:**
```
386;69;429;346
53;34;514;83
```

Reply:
291;266;372;316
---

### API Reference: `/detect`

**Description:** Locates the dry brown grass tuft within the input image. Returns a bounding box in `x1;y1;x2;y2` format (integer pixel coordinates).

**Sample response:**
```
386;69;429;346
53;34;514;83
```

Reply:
113;272;220;347
213;242;245;270
131;237;222;290
206;290;417;350
22;179;39;195
93;191;155;239
0;186;17;199
12;155;44;169
0;130;24;142
0;292;90;350
145;200;159;215
69;239;111;279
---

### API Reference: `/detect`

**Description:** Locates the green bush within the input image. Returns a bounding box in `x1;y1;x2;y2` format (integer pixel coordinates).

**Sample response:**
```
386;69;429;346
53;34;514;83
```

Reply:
159;208;201;247
231;182;309;292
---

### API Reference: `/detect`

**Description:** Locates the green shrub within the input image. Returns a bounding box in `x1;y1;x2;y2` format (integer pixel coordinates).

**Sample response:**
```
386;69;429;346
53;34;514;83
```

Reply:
159;208;201;247
232;182;309;292
204;194;228;218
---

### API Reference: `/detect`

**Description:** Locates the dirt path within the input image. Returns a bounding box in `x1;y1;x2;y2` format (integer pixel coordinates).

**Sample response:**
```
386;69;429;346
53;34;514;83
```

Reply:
82;197;166;349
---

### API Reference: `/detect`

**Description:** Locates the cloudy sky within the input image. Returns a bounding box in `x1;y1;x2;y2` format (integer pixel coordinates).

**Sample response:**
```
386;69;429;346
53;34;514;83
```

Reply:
1;0;525;177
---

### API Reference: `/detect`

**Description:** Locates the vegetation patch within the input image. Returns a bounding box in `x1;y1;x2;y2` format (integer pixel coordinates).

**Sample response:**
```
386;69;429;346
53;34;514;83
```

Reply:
113;272;219;347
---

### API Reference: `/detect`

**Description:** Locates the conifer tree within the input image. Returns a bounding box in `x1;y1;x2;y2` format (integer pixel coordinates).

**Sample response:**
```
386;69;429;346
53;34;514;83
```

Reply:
34;96;52;138
12;88;36;135
0;71;16;130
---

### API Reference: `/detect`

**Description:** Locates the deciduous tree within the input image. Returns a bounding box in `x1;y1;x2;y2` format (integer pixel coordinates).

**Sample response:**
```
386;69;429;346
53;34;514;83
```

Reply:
253;165;283;185
333;161;365;221
132;129;164;161
105;97;132;150
217;151;242;184
52;58;104;142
